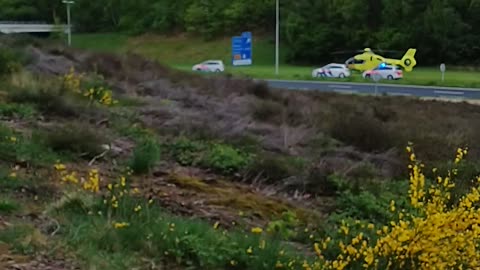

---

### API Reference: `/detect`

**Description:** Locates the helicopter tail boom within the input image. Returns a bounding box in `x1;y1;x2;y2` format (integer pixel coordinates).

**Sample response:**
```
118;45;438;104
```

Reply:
384;49;417;72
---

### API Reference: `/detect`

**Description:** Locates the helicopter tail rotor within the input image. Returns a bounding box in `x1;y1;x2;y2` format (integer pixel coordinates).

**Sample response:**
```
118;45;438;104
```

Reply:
399;49;417;72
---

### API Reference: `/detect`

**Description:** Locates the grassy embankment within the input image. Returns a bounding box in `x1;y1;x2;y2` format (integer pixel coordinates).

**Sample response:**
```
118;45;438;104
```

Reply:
72;33;480;88
2;37;480;269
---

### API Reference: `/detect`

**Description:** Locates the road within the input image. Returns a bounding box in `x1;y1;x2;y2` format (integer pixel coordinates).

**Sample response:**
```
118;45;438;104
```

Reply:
265;79;480;100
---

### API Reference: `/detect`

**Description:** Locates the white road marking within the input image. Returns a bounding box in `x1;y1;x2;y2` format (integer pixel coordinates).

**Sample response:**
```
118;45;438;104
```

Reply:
389;92;412;96
438;95;464;100
434;90;464;95
334;89;358;94
328;85;351;89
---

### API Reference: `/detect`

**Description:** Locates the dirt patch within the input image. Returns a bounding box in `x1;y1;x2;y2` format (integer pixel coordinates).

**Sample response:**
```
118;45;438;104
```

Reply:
128;165;327;229
2;253;79;270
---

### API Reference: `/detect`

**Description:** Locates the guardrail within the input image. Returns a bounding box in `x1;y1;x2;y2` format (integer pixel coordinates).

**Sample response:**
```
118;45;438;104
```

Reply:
0;23;70;34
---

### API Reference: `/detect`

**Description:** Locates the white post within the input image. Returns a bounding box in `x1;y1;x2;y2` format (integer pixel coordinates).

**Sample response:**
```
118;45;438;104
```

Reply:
275;0;279;76
63;0;75;46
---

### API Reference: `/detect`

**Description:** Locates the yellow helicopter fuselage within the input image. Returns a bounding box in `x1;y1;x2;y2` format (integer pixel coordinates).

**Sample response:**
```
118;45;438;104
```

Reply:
346;49;417;72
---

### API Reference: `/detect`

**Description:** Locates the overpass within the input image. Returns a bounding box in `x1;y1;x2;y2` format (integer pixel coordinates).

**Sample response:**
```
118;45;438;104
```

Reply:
0;22;69;34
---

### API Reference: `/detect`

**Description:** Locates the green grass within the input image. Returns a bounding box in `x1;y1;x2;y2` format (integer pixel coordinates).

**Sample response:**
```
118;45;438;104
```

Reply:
72;33;130;53
73;33;480;89
0;197;20;214
129;137;161;175
53;194;313;270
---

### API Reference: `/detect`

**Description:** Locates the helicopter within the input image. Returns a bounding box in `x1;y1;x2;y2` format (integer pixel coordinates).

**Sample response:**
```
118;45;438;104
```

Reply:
344;48;417;72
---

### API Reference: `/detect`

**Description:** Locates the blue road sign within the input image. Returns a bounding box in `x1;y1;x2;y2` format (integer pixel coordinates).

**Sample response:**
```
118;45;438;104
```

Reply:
232;32;252;66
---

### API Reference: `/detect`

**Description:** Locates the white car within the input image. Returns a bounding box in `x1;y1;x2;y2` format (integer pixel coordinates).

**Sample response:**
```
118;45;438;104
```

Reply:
192;60;225;73
363;64;403;80
312;64;351;78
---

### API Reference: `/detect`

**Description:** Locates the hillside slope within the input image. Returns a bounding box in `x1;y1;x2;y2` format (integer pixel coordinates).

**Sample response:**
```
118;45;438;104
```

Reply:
1;37;480;269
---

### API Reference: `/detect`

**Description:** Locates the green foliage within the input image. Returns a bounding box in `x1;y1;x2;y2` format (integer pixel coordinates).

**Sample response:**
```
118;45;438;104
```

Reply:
58;196;310;270
329;113;394;153
7;0;480;64
203;144;252;174
0;225;42;254
266;211;301;240
252;99;283;124
9;87;82;118
0;102;36;119
330;180;411;225
38;123;107;159
247;154;305;183
167;137;252;175
0;198;19;214
129;137;161;175
0;47;22;76
0;124;60;165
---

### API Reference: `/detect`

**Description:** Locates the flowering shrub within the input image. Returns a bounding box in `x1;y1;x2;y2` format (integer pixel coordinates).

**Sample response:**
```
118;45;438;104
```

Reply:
313;146;480;270
62;67;117;106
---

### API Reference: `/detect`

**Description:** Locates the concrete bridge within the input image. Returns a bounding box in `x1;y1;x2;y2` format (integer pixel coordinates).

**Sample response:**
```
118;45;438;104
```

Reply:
0;22;69;34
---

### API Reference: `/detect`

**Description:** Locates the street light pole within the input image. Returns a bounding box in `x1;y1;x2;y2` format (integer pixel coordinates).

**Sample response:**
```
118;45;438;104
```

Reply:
275;0;279;76
62;0;75;46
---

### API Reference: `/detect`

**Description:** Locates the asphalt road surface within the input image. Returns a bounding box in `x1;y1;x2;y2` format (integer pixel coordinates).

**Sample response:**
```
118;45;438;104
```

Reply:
265;79;480;100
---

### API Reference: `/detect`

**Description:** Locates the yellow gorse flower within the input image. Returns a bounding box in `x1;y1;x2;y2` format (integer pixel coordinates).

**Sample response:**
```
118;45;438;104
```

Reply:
62;67;117;106
316;146;480;270
251;227;263;234
83;169;100;193
113;222;129;229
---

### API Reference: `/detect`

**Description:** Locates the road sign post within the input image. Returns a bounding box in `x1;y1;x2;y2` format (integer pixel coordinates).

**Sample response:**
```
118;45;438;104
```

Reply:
440;63;446;82
232;32;252;66
275;0;279;76
372;73;382;96
62;0;75;46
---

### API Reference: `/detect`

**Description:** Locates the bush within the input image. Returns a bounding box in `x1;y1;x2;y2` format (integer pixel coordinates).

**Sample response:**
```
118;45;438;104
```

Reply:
0;124;60;165
252;99;283;124
331;181;410;225
9;88;81;118
167;137;252;175
129;138;161;174
0;198;19;214
329;113;394;153
0;103;36;119
0;47;22;76
247;81;273;99
202;143;252;174
39;123;107;159
316;147;480;270
247;154;305;183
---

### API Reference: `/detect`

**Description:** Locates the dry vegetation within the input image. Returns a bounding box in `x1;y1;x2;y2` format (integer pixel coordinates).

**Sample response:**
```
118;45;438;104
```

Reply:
1;37;480;269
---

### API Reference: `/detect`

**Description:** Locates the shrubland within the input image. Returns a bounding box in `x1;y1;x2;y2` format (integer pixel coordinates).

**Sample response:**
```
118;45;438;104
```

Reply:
1;38;480;269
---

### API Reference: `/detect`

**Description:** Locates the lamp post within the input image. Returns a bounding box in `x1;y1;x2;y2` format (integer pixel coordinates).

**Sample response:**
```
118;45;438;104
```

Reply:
275;0;279;76
62;0;75;46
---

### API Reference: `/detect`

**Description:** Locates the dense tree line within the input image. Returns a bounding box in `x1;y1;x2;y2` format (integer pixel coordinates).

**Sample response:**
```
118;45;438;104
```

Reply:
3;0;480;65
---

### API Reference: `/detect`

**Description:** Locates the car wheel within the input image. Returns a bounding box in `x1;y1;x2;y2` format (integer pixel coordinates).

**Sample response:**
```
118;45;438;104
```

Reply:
215;69;221;72
365;74;371;79
316;72;322;78
387;75;394;80
196;68;202;72
339;73;346;78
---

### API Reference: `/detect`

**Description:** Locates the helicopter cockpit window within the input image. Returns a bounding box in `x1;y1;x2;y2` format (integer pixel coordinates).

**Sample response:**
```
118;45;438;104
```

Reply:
353;59;365;64
345;57;365;65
